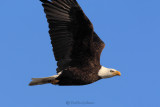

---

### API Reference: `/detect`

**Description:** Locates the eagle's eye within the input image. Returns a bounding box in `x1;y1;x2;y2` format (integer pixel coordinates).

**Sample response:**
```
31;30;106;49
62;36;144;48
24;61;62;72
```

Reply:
110;70;114;72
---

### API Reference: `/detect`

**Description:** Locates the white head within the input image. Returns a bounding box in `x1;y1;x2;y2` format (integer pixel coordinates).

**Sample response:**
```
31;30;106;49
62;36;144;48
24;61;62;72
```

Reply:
98;66;121;78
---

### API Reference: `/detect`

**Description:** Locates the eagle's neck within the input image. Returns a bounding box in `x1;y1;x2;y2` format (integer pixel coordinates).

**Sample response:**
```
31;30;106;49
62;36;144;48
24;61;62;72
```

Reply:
98;66;112;78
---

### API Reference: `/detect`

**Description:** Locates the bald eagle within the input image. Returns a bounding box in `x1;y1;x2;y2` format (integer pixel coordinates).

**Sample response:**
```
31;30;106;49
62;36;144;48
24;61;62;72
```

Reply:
29;0;121;86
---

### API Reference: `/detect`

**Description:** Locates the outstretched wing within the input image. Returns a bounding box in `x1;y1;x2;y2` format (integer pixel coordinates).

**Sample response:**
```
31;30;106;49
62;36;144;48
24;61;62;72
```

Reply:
40;0;104;71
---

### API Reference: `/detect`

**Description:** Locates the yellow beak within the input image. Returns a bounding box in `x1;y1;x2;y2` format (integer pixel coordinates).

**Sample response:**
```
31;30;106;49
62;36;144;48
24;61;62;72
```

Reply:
114;71;121;76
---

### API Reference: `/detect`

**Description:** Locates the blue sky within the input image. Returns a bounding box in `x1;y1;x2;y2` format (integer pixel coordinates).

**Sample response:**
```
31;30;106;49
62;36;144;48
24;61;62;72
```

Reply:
0;0;160;107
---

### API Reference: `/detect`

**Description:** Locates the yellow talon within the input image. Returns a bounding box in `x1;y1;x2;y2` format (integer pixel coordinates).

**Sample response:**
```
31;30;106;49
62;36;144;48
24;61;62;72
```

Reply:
51;79;59;85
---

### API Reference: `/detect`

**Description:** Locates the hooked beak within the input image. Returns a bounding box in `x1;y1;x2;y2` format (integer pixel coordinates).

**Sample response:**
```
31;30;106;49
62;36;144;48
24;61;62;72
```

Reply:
114;71;121;76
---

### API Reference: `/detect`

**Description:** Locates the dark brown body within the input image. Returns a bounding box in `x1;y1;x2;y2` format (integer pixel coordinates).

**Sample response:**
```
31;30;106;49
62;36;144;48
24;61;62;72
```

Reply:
56;64;102;86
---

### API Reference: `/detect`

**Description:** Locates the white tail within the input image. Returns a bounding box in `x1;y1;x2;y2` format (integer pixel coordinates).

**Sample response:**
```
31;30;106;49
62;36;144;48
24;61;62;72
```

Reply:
29;76;56;86
29;72;62;86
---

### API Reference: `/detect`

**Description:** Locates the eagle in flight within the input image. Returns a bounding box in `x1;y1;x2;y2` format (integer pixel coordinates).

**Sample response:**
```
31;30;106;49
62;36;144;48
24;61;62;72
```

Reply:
29;0;121;86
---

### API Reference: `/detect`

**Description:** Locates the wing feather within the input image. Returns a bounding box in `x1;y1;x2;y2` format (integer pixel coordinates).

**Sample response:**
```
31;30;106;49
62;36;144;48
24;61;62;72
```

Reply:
40;0;104;71
93;32;105;64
